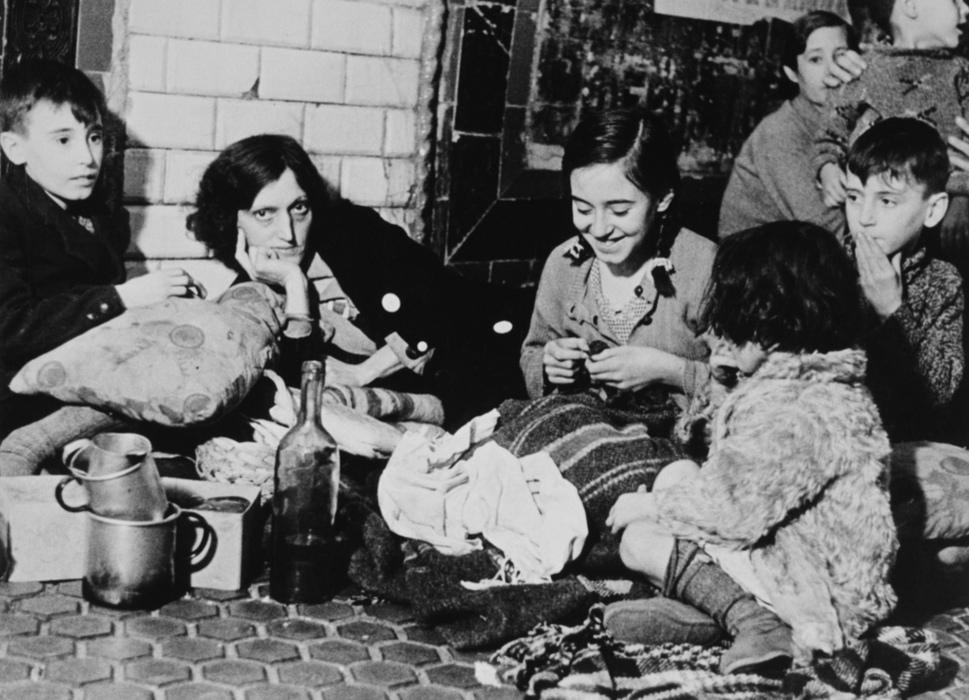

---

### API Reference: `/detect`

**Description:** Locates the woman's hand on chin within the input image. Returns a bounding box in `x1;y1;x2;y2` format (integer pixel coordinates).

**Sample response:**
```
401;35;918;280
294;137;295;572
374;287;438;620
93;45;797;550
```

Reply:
236;230;310;317
586;345;685;392
235;229;303;288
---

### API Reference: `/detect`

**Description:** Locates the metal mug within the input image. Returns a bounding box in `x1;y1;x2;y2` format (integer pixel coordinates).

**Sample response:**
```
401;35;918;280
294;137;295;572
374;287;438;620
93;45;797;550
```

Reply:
82;504;182;609
55;433;168;522
63;433;151;477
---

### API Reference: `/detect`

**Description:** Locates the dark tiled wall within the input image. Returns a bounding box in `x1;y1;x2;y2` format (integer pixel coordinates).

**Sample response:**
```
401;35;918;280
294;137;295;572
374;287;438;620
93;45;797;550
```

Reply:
433;0;794;287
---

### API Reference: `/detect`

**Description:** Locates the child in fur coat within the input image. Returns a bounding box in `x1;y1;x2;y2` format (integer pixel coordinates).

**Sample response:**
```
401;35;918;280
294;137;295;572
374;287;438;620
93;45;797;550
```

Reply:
607;221;898;675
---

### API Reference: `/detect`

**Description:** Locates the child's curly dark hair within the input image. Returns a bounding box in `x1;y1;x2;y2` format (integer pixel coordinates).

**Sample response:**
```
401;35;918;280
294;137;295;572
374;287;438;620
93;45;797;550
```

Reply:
701;221;862;353
187;134;331;270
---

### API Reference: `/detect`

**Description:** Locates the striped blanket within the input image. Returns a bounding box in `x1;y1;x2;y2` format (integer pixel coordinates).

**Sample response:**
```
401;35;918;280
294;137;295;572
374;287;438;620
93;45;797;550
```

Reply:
492;392;688;532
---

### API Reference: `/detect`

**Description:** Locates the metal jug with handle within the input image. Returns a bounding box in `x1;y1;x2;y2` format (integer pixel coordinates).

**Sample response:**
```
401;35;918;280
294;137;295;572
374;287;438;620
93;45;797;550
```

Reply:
55;433;169;522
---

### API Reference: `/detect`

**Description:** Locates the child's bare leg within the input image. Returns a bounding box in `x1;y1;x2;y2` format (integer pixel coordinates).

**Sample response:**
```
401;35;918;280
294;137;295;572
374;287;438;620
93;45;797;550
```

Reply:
607;521;722;646
653;459;700;492
618;520;676;589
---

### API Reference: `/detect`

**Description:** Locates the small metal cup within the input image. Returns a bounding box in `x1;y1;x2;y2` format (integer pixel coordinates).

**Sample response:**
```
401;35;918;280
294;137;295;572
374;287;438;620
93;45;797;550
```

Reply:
63;433;151;477
82;504;182;609
55;433;168;522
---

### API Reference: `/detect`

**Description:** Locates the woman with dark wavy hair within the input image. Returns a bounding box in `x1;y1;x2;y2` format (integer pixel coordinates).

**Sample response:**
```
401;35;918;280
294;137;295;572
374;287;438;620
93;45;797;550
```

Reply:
188;134;533;429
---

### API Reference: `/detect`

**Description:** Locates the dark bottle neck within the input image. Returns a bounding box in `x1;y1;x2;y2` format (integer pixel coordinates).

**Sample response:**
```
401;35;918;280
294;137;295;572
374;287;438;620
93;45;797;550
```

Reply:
299;362;324;425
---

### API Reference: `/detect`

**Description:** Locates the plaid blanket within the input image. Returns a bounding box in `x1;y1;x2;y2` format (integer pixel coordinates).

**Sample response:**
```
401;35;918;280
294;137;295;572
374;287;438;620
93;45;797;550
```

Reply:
488;605;944;700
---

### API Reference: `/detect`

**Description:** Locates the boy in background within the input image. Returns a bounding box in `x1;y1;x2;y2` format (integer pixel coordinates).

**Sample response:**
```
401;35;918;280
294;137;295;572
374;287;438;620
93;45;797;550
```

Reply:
0;60;199;443
844;117;964;442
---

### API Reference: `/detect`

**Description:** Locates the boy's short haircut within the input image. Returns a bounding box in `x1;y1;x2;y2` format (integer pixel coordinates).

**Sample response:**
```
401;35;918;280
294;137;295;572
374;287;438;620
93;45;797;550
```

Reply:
700;221;862;354
0;59;105;134
846;117;950;196
780;11;856;72
866;0;896;36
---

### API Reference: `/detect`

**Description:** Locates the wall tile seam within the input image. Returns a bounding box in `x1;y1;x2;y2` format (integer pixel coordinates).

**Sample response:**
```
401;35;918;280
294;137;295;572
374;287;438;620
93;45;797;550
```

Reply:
381;112;389;160
132;31;420;61
125;149;419;172
130;87;348;107
128;88;419;111
212;100;309;147
220;0;311;49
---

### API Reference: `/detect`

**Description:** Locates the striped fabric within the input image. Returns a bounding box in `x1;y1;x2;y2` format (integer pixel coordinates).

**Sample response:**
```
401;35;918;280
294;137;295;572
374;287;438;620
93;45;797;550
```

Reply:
320;385;445;425
493;392;686;531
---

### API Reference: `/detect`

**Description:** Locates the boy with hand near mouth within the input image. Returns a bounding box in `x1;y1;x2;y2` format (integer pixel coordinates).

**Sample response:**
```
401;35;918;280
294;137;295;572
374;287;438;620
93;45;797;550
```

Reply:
844;117;964;442
0;60;200;443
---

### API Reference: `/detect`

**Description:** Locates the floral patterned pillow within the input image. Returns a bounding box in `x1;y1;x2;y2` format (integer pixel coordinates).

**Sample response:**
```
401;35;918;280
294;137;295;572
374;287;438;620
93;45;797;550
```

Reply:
10;283;283;427
890;441;969;541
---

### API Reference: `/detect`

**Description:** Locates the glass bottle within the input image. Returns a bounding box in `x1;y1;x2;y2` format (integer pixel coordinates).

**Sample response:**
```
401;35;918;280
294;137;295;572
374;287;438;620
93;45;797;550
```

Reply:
270;360;341;603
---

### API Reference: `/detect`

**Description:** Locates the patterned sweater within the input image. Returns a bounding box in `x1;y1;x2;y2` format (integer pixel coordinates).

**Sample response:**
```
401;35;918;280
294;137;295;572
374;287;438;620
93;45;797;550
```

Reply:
857;243;965;443
815;46;969;195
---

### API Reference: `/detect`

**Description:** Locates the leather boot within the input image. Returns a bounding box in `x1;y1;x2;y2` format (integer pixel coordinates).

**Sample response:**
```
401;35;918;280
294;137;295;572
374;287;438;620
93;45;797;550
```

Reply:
663;540;793;676
604;597;723;646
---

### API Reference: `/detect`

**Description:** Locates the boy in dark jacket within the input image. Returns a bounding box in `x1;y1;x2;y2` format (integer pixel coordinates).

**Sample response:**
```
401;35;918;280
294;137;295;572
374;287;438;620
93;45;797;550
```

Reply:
0;60;198;442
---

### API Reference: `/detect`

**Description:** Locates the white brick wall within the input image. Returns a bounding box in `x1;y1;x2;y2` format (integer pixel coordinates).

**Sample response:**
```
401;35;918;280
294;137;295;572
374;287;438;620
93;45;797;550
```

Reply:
221;0;313;48
118;0;431;289
311;0;393;55
260;48;345;103
341;157;415;207
128;35;166;92
310;155;343;193
127;205;207;259
385;109;417;155
129;0;221;40
167;40;260;97
216;99;304;148
126;93;217;150
346;56;420;107
165;151;219;205
305;104;384;155
392;8;426;59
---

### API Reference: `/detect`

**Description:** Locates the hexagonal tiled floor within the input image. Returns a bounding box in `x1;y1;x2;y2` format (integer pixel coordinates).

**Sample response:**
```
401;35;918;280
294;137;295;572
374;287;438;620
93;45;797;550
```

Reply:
0;575;962;700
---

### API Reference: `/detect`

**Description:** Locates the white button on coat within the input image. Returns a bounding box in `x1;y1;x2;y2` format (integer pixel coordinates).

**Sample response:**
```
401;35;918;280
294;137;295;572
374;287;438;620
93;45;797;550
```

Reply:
381;293;401;313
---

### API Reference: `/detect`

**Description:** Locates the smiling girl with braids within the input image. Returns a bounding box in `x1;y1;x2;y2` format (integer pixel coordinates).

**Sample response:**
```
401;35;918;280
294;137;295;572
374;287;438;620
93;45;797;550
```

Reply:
493;109;716;549
520;108;715;416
